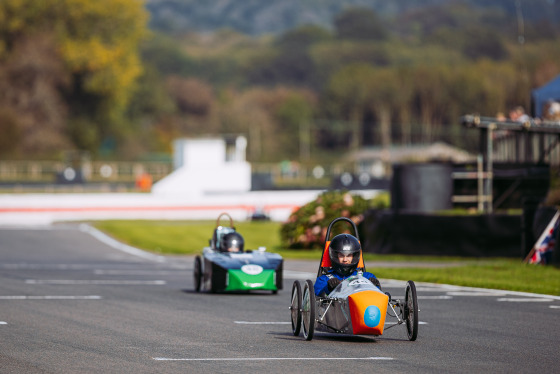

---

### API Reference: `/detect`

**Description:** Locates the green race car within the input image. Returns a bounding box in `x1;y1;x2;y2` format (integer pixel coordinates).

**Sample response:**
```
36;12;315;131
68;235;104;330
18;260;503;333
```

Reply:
193;213;283;294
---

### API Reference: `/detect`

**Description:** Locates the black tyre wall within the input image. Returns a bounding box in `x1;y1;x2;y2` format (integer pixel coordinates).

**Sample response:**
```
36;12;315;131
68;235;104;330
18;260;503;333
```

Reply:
360;210;522;257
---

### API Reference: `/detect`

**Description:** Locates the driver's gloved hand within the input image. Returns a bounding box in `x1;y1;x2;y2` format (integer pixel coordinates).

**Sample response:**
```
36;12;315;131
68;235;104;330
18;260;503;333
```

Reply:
327;278;341;291
368;276;382;290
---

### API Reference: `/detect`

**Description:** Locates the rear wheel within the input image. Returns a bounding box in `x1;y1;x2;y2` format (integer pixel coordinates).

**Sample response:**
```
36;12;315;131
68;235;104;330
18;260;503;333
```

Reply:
194;256;202;292
290;281;302;336
301;279;316;341
404;280;418;341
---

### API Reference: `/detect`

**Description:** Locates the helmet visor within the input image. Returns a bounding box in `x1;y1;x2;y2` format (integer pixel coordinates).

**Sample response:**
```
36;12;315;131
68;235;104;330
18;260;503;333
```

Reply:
227;239;242;252
329;249;360;276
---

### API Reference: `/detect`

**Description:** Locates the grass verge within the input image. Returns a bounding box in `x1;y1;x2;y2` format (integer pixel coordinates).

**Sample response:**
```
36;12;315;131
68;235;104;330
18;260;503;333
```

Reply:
374;260;560;296
91;220;560;296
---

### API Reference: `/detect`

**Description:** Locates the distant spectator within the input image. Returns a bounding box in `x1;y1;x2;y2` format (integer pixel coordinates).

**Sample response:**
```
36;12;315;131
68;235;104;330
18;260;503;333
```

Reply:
493;112;508;139
545;101;560;121
509;106;531;123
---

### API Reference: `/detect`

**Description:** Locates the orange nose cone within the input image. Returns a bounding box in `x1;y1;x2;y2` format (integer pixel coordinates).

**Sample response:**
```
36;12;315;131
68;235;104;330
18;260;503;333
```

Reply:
348;290;389;335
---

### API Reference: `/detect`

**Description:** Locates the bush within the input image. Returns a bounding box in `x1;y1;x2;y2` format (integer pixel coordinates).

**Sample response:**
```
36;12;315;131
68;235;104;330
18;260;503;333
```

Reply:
280;190;385;249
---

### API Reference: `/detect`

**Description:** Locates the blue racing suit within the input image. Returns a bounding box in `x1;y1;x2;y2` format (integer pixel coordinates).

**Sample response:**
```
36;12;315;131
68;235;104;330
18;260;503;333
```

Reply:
314;269;377;296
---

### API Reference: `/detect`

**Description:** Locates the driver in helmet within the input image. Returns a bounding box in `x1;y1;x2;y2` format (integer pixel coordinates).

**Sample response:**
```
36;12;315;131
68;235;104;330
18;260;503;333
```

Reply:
220;232;244;253
314;233;381;296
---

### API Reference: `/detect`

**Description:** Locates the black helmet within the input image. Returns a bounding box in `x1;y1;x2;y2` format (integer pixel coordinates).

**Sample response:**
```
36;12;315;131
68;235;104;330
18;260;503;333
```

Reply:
220;232;244;253
328;234;361;276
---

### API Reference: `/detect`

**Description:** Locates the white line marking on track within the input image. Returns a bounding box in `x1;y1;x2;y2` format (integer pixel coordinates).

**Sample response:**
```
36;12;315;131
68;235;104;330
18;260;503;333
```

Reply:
415;286;446;292
418;295;453;300
0;295;102;300
497;298;554;302
550;305;560;309
447;291;508;297
0;321;7;324
392;295;452;300
0;226;54;230
414;281;560;300
234;321;291;325
235;320;429;327
94;270;179;275
2;264;94;270
25;279;166;285
2;264;190;271
80;224;166;263
283;270;316;279
153;357;394;361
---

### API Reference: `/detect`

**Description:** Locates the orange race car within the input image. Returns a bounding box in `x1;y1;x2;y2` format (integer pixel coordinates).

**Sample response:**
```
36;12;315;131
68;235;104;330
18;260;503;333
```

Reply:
290;217;419;341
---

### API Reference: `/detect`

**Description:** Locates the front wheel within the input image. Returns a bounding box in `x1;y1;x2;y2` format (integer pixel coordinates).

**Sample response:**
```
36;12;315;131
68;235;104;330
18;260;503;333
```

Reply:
290;281;302;336
404;280;418;341
194;256;202;292
301;279;316;341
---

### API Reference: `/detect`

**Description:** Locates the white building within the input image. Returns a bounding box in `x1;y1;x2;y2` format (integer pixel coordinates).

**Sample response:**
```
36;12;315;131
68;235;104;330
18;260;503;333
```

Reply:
152;136;251;196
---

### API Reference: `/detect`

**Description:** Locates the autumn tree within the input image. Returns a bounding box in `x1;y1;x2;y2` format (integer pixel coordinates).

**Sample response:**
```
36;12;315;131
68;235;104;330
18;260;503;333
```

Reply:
212;87;317;162
334;7;389;41
323;63;377;150
247;25;331;88
0;33;70;156
0;0;148;156
57;0;148;153
366;68;401;163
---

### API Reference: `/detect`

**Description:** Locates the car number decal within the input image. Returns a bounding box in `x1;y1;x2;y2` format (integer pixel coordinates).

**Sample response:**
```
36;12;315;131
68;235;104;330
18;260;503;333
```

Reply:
241;264;263;275
230;254;253;259
349;279;370;286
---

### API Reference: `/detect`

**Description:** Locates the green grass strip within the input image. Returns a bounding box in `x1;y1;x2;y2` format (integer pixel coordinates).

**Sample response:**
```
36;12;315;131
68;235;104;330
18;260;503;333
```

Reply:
91;220;560;295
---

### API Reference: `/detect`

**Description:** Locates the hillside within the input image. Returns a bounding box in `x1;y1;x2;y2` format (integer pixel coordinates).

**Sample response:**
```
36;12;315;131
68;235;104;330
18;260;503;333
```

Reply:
145;0;560;35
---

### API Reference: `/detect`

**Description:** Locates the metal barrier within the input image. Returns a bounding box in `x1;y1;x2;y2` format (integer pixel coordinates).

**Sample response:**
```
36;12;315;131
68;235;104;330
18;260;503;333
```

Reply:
451;155;492;213
0;160;172;184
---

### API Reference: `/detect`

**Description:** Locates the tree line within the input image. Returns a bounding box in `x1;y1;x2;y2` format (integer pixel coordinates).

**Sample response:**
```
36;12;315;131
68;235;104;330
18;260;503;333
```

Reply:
1;0;559;163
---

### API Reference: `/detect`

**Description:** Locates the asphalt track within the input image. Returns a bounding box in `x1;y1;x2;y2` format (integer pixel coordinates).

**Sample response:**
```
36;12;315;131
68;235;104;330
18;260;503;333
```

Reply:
1;225;559;374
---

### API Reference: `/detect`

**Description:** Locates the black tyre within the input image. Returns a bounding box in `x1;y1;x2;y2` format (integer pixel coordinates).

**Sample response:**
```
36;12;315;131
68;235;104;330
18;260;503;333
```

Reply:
301;279;316;341
194;256;202;292
404;280;419;341
290;281;302;336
